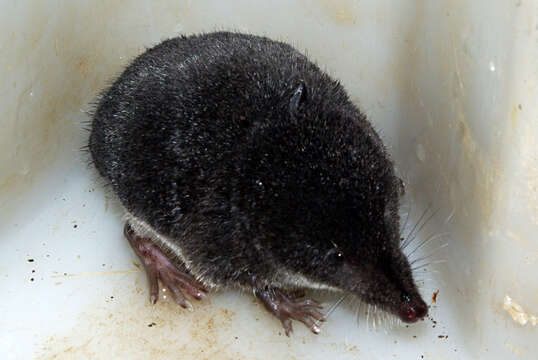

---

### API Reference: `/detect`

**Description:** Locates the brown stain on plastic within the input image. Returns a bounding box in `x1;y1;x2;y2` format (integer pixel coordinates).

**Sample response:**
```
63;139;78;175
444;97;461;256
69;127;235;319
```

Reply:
0;1;145;197
35;271;350;359
330;343;360;355
36;282;248;360
522;123;538;225
77;57;90;79
307;0;358;25
333;5;357;25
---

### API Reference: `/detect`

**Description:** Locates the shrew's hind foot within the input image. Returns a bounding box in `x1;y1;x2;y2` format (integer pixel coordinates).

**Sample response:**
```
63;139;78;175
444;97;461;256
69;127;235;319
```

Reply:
124;223;208;310
255;287;325;336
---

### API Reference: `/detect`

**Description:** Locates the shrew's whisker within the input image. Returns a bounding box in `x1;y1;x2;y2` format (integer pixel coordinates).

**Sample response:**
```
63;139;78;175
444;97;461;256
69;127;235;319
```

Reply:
401;204;431;249
407;233;450;258
410;242;449;264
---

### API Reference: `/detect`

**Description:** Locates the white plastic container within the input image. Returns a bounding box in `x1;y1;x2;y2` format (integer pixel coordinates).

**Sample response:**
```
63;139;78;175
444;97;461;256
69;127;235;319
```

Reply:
1;1;537;359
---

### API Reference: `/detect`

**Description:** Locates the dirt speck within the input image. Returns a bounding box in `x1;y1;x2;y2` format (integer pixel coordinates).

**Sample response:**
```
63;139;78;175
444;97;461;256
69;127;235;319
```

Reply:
432;290;439;303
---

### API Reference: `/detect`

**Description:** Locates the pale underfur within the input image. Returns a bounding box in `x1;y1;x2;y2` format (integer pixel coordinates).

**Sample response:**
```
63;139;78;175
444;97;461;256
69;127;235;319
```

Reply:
124;211;341;293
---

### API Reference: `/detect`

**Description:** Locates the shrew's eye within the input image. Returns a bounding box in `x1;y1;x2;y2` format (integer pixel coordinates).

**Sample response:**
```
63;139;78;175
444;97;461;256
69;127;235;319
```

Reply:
326;248;345;264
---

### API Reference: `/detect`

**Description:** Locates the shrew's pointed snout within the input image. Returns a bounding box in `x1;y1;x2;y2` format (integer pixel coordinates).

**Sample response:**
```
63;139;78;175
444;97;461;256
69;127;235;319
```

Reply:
398;294;428;323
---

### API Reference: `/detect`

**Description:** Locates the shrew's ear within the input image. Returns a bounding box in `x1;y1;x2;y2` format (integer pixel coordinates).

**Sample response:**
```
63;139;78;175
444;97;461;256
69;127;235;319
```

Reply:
289;82;307;117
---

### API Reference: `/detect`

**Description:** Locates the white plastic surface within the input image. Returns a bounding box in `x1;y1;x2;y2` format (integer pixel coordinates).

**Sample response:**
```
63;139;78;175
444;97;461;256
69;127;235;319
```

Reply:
1;1;537;359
